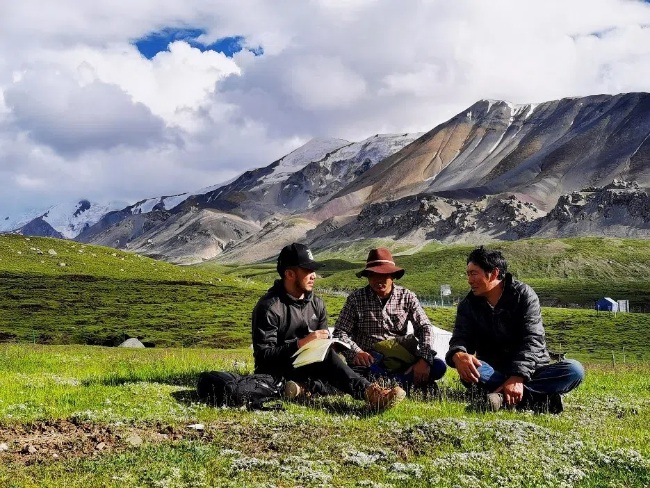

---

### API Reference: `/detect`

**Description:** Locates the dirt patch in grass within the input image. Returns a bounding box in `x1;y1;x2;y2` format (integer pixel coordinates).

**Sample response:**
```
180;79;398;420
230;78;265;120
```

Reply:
0;419;209;465
0;413;390;468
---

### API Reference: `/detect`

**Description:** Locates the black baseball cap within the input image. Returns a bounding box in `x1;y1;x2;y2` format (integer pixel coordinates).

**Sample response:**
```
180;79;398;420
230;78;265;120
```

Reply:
277;243;323;276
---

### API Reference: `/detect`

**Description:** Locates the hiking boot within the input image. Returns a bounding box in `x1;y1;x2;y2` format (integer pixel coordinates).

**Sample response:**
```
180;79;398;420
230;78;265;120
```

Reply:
487;392;504;412
548;393;564;414
365;383;406;410
284;381;308;400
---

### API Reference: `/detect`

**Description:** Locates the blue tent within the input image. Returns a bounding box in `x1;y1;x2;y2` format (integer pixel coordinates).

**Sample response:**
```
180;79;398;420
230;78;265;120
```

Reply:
595;297;618;312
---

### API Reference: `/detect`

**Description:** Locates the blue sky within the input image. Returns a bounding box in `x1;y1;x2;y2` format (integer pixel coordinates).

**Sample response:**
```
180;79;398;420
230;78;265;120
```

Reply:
1;0;650;223
135;29;263;59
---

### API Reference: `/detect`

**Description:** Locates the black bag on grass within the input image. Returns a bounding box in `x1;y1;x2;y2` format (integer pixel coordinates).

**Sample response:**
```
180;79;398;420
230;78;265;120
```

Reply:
197;371;283;410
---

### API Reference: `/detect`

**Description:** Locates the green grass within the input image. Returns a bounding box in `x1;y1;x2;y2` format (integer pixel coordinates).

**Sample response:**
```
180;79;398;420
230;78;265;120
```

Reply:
205;237;650;310
0;345;647;487
0;235;263;347
1;234;649;485
2;235;650;360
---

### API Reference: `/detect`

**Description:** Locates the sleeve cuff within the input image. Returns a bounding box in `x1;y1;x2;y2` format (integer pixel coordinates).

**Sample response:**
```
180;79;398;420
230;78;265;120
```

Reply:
418;350;437;365
445;347;467;368
509;366;531;381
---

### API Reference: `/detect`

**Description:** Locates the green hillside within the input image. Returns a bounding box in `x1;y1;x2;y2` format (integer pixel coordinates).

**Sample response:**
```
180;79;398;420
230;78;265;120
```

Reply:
0;235;263;348
1;235;650;360
208;237;650;310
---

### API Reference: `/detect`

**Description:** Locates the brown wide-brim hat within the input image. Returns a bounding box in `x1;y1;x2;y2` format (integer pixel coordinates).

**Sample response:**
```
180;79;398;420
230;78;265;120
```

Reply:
356;247;405;279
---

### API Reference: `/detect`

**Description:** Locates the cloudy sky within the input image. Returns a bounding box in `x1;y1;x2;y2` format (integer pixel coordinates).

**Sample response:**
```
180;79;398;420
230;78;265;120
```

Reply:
2;0;650;219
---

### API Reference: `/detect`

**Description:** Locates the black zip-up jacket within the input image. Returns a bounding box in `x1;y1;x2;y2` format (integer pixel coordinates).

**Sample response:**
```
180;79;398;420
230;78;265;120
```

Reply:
252;280;328;376
445;274;550;381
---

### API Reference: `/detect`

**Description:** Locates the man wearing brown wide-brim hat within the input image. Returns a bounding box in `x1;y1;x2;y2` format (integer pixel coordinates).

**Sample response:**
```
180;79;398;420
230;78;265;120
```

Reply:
355;247;406;279
333;248;446;391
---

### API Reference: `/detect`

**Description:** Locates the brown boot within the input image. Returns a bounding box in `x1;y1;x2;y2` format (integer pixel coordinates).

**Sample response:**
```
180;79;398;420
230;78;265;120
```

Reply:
486;392;504;412
364;383;406;410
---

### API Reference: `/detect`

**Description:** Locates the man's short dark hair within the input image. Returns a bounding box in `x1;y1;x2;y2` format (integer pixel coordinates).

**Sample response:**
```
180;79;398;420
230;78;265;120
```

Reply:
467;246;508;280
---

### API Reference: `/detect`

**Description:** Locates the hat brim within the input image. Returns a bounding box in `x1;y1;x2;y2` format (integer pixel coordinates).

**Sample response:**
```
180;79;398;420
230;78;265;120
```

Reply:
356;265;405;279
299;261;323;271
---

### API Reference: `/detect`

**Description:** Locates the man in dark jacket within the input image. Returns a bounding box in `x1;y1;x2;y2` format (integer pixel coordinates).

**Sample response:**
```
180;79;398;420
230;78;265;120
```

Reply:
446;246;584;413
252;243;406;410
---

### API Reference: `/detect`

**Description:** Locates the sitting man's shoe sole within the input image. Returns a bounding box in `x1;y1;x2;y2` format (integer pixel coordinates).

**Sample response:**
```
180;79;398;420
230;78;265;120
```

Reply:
365;383;406;410
284;380;307;400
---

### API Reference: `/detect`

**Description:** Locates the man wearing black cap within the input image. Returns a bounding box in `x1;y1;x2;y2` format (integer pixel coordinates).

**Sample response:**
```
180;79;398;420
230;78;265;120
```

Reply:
333;248;447;391
252;243;406;410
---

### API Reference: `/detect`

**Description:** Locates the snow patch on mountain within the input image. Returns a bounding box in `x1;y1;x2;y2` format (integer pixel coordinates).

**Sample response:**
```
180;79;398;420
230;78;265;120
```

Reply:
253;138;351;188
45;200;129;238
306;132;424;195
0;208;45;233
131;194;188;214
193;174;240;197
2;200;128;238
325;133;422;169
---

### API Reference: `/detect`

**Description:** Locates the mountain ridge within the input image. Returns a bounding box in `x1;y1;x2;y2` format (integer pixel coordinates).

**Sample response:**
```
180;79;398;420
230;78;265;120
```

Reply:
4;93;650;264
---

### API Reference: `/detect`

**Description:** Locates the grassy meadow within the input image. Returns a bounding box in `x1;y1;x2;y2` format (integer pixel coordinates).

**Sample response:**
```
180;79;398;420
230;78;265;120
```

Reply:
1;234;649;486
0;345;648;487
2;234;650;350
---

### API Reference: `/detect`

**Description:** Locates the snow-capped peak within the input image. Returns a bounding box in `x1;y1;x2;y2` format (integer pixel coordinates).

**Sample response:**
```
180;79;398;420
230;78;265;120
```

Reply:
44;199;129;238
0;199;129;239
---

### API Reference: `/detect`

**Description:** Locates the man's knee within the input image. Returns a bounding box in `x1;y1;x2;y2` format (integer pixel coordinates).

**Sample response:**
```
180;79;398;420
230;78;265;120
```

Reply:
429;357;447;381
563;359;585;385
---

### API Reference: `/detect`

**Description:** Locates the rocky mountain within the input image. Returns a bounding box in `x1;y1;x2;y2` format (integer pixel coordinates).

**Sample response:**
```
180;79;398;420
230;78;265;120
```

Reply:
312;93;650;221
309;179;649;249
5;93;650;264
219;93;650;263
75;133;423;262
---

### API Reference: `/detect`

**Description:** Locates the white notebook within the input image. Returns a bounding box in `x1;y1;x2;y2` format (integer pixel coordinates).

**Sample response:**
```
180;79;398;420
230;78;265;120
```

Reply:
291;338;351;368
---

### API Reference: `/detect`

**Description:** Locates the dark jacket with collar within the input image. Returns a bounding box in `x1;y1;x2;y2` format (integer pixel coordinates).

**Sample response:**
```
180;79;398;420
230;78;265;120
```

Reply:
445;273;550;381
252;279;328;376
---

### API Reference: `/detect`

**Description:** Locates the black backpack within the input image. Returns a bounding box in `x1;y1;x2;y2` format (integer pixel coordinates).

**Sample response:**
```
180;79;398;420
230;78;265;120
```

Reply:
197;371;283;410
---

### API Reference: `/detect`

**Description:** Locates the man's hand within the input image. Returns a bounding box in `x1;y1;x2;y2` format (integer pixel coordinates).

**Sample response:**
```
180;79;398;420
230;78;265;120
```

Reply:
297;329;330;348
352;351;375;367
406;358;430;386
495;376;525;406
452;352;482;383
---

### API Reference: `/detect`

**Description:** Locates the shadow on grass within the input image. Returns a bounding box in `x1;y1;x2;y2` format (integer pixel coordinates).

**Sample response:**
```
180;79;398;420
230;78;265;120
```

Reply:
170;388;388;417
82;372;199;388
310;396;383;417
433;384;472;403
171;389;201;405
172;388;286;411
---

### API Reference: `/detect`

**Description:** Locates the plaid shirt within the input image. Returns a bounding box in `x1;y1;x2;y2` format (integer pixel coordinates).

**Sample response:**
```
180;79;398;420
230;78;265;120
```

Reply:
333;285;437;364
